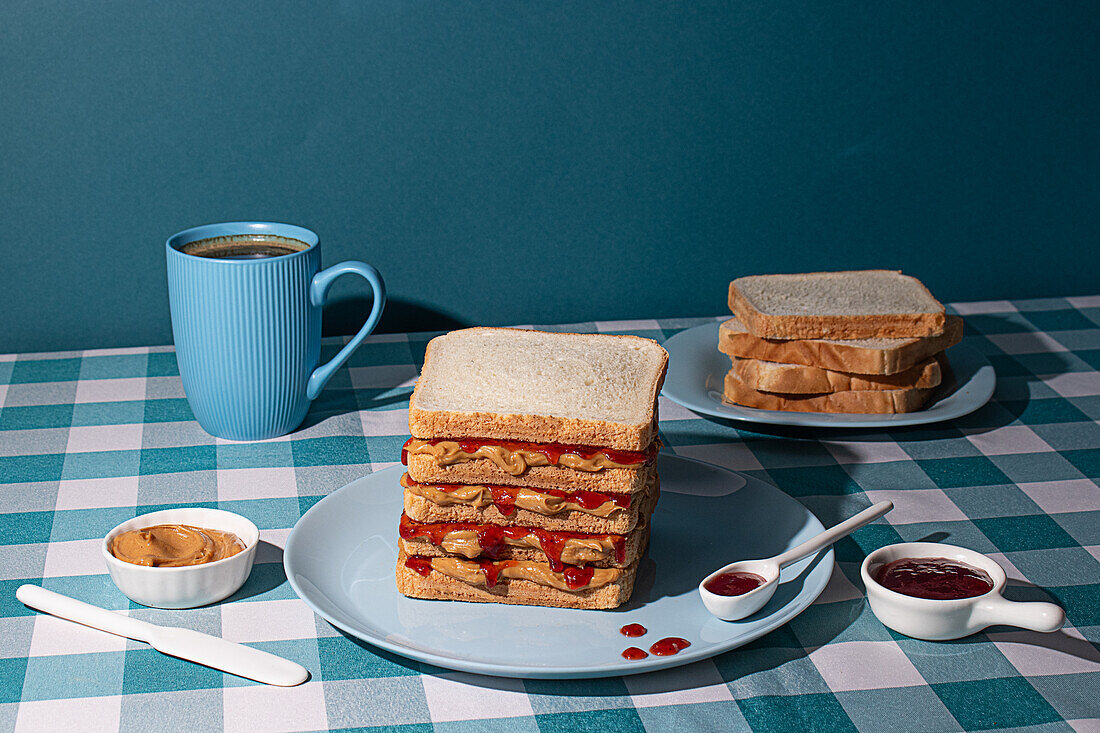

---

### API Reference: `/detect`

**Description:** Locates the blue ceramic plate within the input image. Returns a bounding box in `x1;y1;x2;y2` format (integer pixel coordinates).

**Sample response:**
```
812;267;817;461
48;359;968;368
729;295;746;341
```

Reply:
284;454;833;679
661;321;996;428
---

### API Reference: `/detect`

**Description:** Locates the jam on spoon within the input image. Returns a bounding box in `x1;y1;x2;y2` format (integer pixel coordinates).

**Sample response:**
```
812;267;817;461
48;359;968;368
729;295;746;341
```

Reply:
703;571;766;597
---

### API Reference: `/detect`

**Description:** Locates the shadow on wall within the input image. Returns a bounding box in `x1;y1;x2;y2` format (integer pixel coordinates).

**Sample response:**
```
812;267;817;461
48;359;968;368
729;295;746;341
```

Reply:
323;296;468;337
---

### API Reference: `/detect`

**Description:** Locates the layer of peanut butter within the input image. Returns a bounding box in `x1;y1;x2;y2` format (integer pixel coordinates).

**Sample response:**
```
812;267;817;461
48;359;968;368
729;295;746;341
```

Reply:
404;439;642;475
404;478;628;518
408;529;620;565
428;557;622;592
110;524;245;567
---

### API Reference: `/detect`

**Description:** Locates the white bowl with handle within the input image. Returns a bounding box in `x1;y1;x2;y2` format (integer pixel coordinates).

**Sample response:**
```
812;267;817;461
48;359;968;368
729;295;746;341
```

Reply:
861;542;1064;641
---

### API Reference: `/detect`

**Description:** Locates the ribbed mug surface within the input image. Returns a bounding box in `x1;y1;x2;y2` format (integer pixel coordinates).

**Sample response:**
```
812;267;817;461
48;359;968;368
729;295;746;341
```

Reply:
166;223;322;441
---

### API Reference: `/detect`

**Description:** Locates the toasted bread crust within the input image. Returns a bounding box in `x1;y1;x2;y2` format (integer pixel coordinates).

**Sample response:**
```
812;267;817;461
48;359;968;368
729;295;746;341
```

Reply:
406;453;654;493
409;408;662;453
409;328;668;452
731;354;943;394
728;271;946;340
395;549;639;609
723;370;933;413
718;316;962;375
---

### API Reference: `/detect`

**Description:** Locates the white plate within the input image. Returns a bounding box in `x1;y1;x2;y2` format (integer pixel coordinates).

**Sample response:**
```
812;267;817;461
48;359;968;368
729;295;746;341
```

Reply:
660;321;996;428
283;454;833;679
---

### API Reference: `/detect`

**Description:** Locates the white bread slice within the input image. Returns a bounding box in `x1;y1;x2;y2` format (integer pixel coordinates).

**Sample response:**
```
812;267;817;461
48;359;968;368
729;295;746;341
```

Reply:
408;327;668;451
396;548;639;609
718;315;962;375
728;271;946;339
730;354;943;394
723;370;933;414
406;453;654;494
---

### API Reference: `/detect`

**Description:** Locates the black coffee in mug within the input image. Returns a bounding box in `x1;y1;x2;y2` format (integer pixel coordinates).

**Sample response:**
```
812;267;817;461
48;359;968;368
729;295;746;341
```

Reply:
180;234;311;260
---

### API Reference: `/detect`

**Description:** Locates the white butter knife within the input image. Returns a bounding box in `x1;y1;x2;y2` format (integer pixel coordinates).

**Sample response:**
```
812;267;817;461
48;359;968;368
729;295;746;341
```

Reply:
17;584;309;687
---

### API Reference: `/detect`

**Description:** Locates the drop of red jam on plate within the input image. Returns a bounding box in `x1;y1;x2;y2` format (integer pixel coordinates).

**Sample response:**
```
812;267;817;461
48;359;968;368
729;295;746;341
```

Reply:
620;623;647;637
649;637;691;656
703;571;767;597
622;647;648;660
874;557;995;600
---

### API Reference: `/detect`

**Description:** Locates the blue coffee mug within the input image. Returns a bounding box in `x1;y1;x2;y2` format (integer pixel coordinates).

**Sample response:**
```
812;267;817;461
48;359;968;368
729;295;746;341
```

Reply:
166;222;386;440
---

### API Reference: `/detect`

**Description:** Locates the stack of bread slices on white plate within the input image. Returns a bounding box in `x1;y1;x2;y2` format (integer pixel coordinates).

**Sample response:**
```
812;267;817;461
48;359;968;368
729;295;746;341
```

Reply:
719;270;962;414
395;327;668;609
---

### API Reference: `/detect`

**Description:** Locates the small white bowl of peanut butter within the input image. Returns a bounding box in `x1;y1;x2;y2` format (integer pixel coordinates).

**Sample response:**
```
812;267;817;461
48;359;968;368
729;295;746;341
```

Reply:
102;508;259;608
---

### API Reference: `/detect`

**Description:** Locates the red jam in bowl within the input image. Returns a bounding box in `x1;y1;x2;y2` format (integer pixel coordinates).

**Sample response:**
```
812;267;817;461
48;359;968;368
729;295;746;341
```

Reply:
874;557;994;600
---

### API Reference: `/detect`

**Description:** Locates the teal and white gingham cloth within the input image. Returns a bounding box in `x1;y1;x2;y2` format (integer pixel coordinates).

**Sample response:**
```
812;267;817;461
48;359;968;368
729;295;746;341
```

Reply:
2;296;1098;732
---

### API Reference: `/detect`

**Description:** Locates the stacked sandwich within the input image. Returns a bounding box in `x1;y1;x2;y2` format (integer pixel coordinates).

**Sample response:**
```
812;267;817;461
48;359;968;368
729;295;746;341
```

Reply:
395;327;668;609
719;270;962;413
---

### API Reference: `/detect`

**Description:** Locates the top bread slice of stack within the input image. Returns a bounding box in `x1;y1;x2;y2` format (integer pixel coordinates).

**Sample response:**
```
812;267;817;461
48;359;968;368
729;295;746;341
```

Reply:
721;271;958;413
728;270;946;340
409;327;668;451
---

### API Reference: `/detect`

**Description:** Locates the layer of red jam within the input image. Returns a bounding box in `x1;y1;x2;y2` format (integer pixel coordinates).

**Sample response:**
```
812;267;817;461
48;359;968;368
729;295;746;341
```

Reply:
402;475;632;516
620;623;647;637
703;571;767;597
622;647;648;660
405;556;433;577
477;558;506;587
562;565;595;590
402;555;516;585
649;637;691;656
399;514;626;571
874;557;995;600
403;555;596;590
401;437;657;467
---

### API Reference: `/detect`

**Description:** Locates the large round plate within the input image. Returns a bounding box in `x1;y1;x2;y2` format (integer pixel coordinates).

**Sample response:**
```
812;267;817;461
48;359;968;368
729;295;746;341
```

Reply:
661;321;996;428
284;454;833;679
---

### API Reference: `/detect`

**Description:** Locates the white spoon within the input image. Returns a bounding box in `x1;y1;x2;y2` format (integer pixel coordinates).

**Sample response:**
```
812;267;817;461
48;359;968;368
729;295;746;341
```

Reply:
17;585;309;686
699;501;894;621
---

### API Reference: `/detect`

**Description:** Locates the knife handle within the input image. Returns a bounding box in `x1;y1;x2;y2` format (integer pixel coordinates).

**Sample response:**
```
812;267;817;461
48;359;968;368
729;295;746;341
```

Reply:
16;584;157;643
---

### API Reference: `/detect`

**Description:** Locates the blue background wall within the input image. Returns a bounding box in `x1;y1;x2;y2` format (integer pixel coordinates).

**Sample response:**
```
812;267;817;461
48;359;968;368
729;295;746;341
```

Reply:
2;1;1097;353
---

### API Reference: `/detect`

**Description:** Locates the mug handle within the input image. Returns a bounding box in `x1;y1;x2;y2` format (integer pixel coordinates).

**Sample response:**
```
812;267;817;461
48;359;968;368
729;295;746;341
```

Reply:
305;261;386;400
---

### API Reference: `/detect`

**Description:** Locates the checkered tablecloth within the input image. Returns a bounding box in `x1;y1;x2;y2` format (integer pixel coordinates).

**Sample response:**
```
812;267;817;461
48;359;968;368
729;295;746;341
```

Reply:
2;296;1098;732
